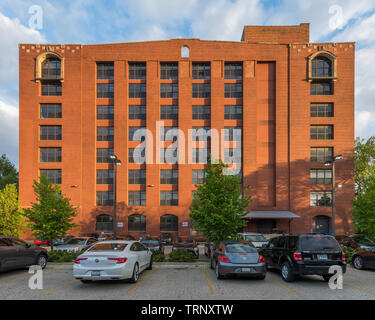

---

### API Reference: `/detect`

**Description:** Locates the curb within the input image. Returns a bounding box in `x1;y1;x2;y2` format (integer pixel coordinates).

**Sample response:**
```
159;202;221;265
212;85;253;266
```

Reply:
47;261;210;268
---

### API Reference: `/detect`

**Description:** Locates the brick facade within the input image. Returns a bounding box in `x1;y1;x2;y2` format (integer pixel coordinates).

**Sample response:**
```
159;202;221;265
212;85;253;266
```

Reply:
19;24;355;239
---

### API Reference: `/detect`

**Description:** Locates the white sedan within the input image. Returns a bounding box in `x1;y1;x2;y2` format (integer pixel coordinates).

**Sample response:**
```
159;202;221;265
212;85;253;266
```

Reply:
73;241;153;283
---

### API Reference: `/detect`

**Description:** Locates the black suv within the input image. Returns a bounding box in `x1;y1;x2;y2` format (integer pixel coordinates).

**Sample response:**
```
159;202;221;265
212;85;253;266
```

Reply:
259;234;346;282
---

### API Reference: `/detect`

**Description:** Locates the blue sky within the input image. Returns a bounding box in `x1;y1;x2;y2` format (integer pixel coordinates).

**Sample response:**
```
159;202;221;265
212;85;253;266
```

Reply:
0;0;375;167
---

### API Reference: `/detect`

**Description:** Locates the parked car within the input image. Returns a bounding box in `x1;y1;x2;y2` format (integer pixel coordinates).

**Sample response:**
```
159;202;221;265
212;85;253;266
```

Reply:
352;250;375;270
210;240;266;280
260;233;346;282
118;234;136;241
336;234;375;250
159;233;173;246
237;233;269;248
55;237;97;252
34;239;51;246
140;238;161;251
0;236;48;272
173;237;199;256
73;241;152;283
53;235;75;246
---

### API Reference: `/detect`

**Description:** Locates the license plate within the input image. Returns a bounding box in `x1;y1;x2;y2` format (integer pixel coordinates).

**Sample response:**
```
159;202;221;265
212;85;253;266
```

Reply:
242;268;254;273
317;254;328;260
91;271;100;277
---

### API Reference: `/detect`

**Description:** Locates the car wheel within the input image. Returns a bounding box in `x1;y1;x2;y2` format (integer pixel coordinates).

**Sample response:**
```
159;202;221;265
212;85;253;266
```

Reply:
322;274;331;282
353;256;364;270
130;263;139;283
36;254;47;269
80;280;92;284
146;257;153;270
215;262;224;280
281;261;295;282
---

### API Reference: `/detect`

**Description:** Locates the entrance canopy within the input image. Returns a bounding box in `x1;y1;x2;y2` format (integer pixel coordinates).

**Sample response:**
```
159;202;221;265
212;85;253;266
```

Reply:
243;211;300;220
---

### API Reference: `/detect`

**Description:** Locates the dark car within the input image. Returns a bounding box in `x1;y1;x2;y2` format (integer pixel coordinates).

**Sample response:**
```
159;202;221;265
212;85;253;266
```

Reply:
173;237;198;256
159;233;173;246
210;240;267;280
141;238;161;251
0;236;48;272
260;233;346;282
336;234;375;250
352;250;375;270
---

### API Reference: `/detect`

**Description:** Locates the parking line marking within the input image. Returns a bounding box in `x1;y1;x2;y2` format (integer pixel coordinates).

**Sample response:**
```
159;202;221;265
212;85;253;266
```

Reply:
268;276;301;297
203;267;216;295
127;267;158;295
344;281;375;295
42;279;77;295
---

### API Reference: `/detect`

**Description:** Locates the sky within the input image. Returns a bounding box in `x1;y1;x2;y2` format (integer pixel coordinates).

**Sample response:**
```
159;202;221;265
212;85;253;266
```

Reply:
0;0;374;167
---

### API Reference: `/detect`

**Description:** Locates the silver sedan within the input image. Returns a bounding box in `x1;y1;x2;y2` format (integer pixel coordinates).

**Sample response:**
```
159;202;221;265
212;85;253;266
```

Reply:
73;241;153;283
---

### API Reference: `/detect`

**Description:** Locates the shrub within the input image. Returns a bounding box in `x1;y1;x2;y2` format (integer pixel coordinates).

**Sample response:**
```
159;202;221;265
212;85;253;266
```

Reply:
168;249;197;262
152;250;165;262
342;246;366;263
48;249;85;262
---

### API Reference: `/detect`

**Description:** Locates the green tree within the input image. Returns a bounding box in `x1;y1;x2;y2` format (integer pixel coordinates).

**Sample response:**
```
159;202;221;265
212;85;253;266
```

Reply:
0;154;18;190
352;175;375;239
355;136;375;195
0;184;24;236
23;175;77;250
189;160;251;243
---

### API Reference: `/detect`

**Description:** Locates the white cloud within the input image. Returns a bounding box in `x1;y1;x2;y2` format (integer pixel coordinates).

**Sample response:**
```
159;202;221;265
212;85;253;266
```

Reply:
356;111;375;138
0;100;18;166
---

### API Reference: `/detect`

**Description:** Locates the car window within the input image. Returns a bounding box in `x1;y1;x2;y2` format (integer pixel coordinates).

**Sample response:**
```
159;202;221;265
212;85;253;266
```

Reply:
87;243;127;252
288;236;298;250
65;238;87;245
225;243;257;253
141;240;159;245
268;237;279;249
130;243;138;251
277;237;286;248
138;243;146;251
300;235;341;251
244;235;267;242
351;235;375;245
87;239;97;244
0;239;10;247
10;238;27;247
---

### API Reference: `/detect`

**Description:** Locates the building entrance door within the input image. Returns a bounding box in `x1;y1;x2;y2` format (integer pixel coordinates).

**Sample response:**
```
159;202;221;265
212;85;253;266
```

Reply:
314;216;330;235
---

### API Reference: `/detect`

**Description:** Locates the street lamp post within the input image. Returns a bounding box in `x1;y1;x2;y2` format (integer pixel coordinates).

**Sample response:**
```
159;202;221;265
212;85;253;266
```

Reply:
110;154;121;240
325;154;343;236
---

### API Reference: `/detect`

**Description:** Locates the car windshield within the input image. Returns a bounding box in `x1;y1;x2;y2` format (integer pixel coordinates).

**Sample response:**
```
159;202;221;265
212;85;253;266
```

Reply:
87;243;127;252
300;235;341;251
351;235;375;245
225;243;257;253
244;235;267;242
64;238;87;245
141;241;159;245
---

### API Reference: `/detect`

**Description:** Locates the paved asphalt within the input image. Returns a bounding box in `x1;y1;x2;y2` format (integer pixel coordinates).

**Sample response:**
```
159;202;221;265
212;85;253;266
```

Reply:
0;262;375;300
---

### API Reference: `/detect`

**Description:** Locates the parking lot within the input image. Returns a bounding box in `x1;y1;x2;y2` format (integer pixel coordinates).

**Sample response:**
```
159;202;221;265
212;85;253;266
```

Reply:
1;262;375;300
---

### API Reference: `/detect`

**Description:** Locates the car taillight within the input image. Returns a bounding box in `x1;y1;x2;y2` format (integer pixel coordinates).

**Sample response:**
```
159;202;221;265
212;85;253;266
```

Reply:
219;256;231;263
258;255;265;263
341;252;346;261
74;258;87;264
108;257;127;264
293;252;303;261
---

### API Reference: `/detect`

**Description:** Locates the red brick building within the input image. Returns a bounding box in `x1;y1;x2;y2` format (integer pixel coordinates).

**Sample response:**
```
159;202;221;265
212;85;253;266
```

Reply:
19;23;355;238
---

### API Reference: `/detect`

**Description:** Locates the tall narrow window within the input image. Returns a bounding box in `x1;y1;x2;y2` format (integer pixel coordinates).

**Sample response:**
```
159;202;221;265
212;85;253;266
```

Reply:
225;62;242;80
42;57;61;79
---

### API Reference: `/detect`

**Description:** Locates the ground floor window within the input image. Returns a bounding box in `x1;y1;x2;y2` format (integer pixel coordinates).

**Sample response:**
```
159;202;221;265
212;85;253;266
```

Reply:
128;214;146;231
256;219;276;234
96;214;113;232
160;214;178;232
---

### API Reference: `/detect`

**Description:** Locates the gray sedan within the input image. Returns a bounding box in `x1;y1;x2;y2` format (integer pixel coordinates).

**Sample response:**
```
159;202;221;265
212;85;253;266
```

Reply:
0;236;48;271
55;237;97;252
210;240;267;280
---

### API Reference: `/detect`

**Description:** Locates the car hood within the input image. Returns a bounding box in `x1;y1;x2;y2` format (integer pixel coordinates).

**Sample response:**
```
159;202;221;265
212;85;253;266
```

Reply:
56;245;85;250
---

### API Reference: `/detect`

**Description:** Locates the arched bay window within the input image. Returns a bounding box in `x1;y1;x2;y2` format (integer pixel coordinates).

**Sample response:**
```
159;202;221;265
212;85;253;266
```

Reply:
308;51;336;96
312;56;332;78
128;214;146;232
96;214;113;232
42;56;61;79
160;214;178;232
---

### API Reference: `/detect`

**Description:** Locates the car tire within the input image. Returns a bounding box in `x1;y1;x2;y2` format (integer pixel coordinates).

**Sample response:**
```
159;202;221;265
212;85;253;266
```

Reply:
281;261;295;282
146;257;153;270
215;262;224;280
322;274;331;282
80;280;92;284
130;263;140;283
353;256;364;270
36;254;48;269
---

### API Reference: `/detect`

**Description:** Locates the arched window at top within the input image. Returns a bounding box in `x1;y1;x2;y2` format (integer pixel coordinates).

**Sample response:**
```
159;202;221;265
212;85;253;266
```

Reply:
42;56;61;79
311;56;333;78
181;46;189;58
